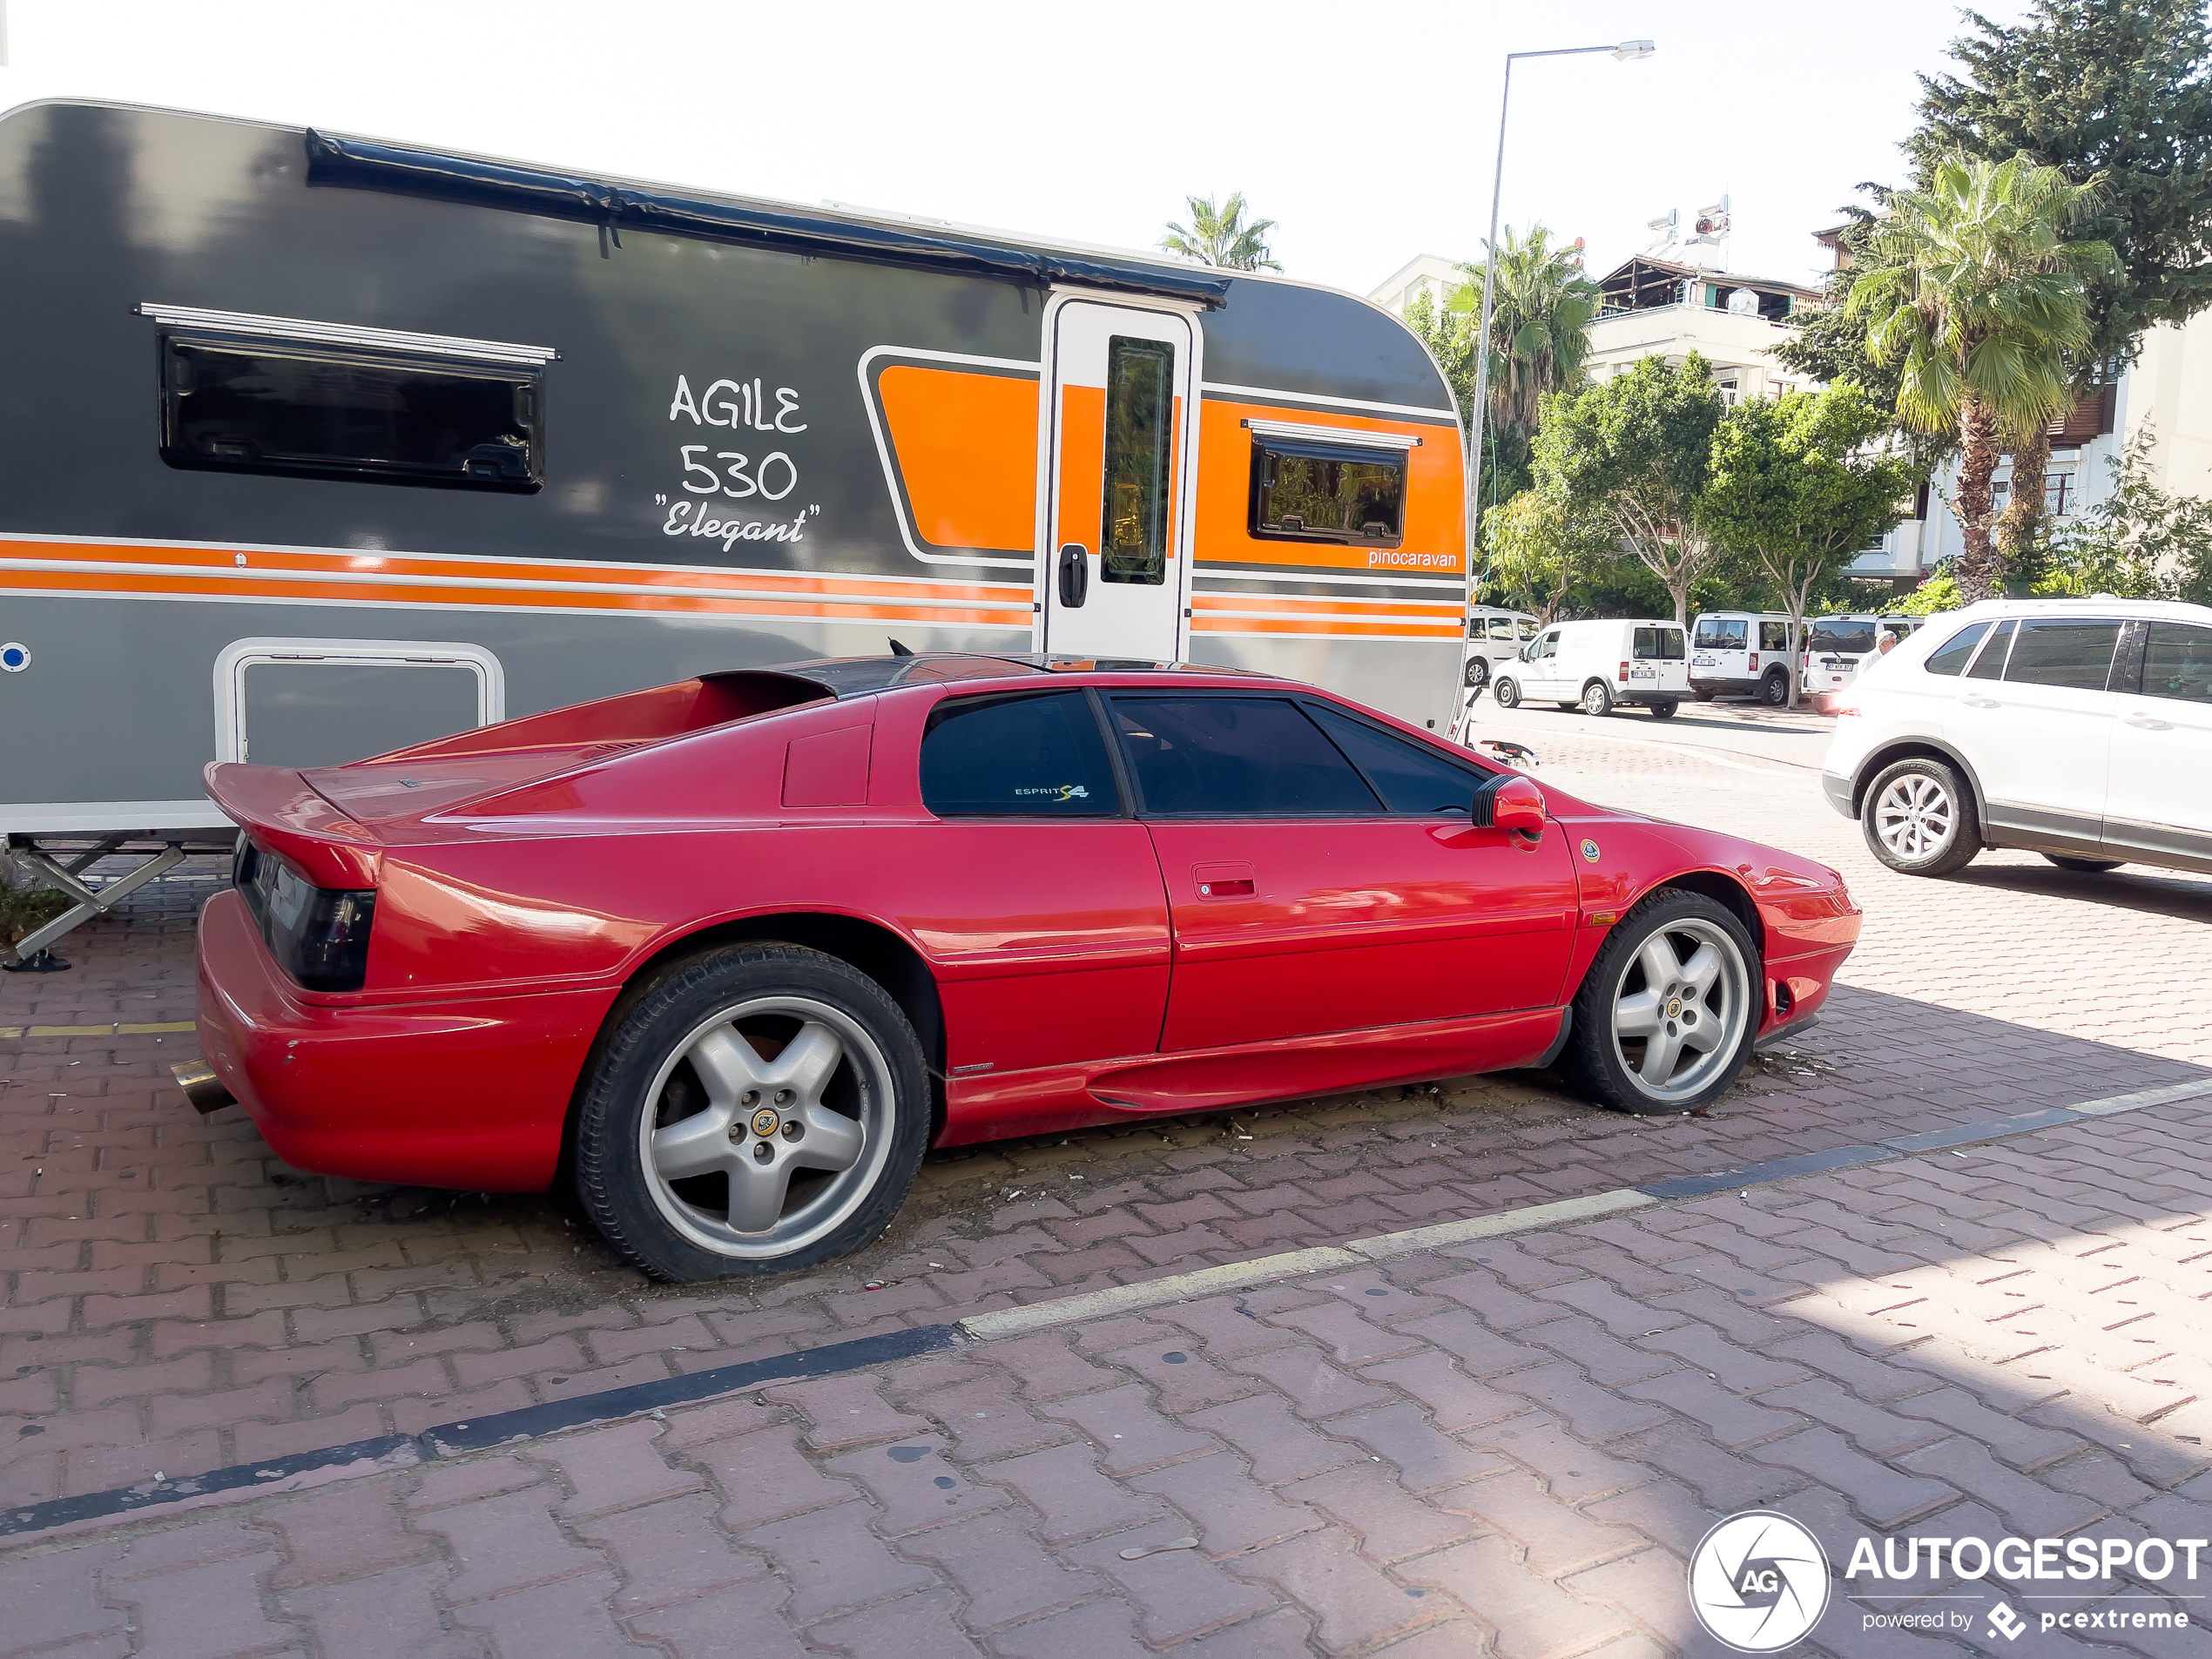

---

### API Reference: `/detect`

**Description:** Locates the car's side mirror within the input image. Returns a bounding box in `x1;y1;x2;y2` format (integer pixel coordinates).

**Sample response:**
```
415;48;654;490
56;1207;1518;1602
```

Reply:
1470;772;1546;835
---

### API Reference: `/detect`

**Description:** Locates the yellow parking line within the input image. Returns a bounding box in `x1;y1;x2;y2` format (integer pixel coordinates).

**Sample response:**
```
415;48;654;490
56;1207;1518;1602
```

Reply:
4;1021;196;1038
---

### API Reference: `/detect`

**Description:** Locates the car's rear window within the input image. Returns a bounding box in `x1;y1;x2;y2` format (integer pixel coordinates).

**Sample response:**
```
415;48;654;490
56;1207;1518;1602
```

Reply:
1809;621;1877;654
1695;618;1747;649
1634;627;1684;660
2002;619;2122;691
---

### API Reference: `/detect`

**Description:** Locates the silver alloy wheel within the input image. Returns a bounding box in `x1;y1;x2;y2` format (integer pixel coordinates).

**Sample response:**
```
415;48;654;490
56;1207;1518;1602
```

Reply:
637;995;894;1260
1607;917;1751;1106
1581;681;1612;716
1873;772;1955;860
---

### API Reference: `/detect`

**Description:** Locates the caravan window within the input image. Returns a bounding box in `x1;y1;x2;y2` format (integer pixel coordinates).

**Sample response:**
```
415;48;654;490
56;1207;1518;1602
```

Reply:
160;338;543;490
1250;437;1406;548
1101;337;1174;585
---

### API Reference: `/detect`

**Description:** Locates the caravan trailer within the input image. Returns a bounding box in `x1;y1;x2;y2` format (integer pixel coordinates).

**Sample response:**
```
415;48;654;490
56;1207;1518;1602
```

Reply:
0;100;1467;946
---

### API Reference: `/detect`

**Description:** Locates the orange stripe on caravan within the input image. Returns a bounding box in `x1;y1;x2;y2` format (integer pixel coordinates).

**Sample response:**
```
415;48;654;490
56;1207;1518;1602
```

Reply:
0;539;1028;604
1190;594;1459;621
1190;615;1460;639
0;568;1023;627
877;367;1038;553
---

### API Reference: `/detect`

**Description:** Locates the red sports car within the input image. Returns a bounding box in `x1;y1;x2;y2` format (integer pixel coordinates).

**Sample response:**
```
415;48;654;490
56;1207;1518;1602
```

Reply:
185;654;1859;1281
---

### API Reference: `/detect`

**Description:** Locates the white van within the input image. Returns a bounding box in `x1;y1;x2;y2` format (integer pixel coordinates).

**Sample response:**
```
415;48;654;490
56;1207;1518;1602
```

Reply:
1689;611;1797;704
1459;605;1541;691
1492;618;1689;717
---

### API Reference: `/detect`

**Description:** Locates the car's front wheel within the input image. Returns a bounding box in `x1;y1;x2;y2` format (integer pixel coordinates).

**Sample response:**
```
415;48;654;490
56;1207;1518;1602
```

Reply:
1566;890;1758;1115
574;945;930;1281
1861;757;1980;877
1492;677;1521;709
1581;680;1615;717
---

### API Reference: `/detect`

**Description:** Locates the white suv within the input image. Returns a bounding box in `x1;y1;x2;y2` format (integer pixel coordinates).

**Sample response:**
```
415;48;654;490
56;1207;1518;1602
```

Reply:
1822;597;2212;877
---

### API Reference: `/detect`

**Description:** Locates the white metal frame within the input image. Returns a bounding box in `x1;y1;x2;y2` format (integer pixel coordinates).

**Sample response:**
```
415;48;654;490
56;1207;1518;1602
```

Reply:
134;302;560;367
212;637;506;765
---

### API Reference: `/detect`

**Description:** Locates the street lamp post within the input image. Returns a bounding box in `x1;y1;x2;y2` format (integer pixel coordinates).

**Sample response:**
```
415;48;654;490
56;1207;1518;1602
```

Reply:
1464;39;1655;597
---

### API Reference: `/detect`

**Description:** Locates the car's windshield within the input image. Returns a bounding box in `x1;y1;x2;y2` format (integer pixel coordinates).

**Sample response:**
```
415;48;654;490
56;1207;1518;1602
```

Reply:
1809;620;1877;654
1694;618;1747;649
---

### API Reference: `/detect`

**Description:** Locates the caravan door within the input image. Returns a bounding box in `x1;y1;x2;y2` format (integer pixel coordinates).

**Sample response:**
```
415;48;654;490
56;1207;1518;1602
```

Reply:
1041;301;1194;660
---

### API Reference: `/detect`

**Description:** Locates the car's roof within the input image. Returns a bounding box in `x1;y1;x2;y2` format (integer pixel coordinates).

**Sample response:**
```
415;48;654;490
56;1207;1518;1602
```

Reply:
1952;596;2212;621
707;652;1282;701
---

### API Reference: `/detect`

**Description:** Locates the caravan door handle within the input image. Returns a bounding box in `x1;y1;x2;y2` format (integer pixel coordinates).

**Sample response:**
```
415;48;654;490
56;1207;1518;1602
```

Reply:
1056;543;1089;608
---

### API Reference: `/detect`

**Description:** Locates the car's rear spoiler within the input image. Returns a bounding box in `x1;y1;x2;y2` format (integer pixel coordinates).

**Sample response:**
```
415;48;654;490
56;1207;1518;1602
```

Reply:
202;763;381;889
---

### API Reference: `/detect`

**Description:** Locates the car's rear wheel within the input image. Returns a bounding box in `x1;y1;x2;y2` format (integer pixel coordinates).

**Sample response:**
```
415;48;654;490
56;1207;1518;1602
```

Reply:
1463;658;1490;690
1567;890;1757;1115
575;945;930;1281
1581;680;1614;717
1761;670;1789;706
1862;757;1980;877
2044;853;2124;873
1650;700;1679;719
1492;677;1521;709
1694;689;1717;703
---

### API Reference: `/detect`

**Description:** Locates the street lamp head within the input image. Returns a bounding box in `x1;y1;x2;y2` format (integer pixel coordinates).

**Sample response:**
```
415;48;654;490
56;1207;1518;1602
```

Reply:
1612;39;1657;60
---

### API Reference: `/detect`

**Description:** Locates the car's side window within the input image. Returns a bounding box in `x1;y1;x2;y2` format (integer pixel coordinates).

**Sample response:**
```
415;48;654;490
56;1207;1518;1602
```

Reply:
1109;696;1382;817
2142;623;2212;705
1964;619;2015;680
1303;703;1480;815
1760;620;1790;652
2002;619;2123;691
1924;620;1992;676
920;691;1122;817
1527;631;1559;661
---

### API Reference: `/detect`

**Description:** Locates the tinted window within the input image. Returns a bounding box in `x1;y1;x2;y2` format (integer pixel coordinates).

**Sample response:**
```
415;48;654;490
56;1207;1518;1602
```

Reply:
1101;337;1174;585
1111;697;1381;816
1250;439;1406;547
1760;620;1790;652
1695;618;1747;649
2003;619;2121;691
1965;618;2015;680
162;338;541;489
1809;620;1878;654
1924;620;1993;677
2142;623;2212;705
1304;704;1478;814
921;692;1120;816
1633;627;1684;660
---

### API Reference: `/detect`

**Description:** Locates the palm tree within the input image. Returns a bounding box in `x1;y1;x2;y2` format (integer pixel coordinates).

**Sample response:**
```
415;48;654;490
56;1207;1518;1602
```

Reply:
1444;225;1600;496
1848;154;2112;600
1160;193;1281;272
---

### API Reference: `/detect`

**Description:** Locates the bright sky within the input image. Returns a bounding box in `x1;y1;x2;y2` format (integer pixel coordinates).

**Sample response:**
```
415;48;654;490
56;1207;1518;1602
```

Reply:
2;0;2026;299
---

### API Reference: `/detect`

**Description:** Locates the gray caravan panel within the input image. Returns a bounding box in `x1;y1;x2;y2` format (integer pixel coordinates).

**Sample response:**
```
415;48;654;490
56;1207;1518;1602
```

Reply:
1185;632;1460;732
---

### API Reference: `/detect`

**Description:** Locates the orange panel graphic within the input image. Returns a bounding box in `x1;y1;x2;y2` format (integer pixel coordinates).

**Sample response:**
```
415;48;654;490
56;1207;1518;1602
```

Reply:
1054;385;1106;553
877;366;1039;553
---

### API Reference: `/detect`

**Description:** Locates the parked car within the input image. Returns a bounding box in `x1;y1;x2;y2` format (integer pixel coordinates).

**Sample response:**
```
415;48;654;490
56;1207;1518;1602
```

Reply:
184;652;1859;1280
1493;620;1689;717
1690;611;1797;704
1799;614;1889;696
1460;606;1542;691
1822;597;2212;877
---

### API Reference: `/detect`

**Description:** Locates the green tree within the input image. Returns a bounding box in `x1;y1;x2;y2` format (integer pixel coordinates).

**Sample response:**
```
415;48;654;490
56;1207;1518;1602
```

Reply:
1480;488;1618;624
1159;193;1281;272
1909;1;2212;554
1532;354;1724;628
1447;226;1601;497
1848;154;2112;601
2035;425;2212;599
1702;386;1915;704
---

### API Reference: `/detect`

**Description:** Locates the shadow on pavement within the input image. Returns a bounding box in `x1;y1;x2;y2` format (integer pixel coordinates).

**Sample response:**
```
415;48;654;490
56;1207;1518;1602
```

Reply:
1947;862;2212;927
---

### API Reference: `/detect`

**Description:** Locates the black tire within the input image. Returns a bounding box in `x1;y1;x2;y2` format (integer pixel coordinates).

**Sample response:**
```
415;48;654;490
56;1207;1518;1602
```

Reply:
1462;657;1490;690
1761;671;1789;707
574;945;931;1281
1694;689;1717;703
1492;676;1521;709
1566;889;1759;1115
1859;757;1981;877
1650;700;1680;719
1580;680;1614;717
2043;853;2124;873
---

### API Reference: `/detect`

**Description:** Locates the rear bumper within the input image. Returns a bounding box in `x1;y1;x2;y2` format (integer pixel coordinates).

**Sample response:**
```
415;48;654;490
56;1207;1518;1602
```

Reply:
195;889;617;1191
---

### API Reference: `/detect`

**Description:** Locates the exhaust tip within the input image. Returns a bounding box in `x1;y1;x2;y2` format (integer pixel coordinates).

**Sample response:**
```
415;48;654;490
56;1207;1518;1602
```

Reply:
171;1059;236;1116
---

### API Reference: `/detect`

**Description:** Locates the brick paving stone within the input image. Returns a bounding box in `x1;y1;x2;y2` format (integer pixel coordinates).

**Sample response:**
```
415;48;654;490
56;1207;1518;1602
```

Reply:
1130;1451;1321;1554
1229;1527;1439;1652
1067;1522;1283;1648
1043;1383;1217;1475
762;1370;933;1451
103;1550;297;1659
973;1441;1163;1546
621;1581;811;1657
410;1485;602;1605
447;1568;655;1656
982;1596;1155;1657
1751;1427;1959;1528
689;1421;857;1530
1328;1402;1511;1494
1493;1360;1676;1443
1399;1534;1635;1659
570;1490;772;1615
1357;1352;1527;1432
0;1543;132;1650
1097;1337;1255;1413
1444;1468;1646;1577
823;1433;1011;1534
260;1481;437;1592
1225;1343;1393;1420
277;1561;479;1659
1180;1393;1356;1486
737;1498;939;1623
1278;1461;1484;1563
804;1584;986;1658
891;1505;1103;1632
529;1419;705;1520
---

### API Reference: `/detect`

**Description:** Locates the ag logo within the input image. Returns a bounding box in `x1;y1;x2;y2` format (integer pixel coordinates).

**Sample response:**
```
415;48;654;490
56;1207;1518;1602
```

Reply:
1687;1511;1830;1652
1579;838;1602;862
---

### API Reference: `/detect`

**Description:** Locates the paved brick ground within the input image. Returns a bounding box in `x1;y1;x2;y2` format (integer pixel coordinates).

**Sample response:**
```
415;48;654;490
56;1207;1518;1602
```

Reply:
4;1096;2208;1655
5;728;2210;1514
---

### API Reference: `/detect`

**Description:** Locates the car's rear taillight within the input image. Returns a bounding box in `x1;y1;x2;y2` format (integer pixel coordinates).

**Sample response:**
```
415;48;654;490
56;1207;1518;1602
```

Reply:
233;840;377;992
1748;653;1759;671
1835;702;1861;718
1618;660;1629;683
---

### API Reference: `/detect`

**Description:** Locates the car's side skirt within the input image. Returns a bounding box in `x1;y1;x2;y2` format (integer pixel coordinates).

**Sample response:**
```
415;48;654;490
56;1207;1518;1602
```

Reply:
2101;814;2212;874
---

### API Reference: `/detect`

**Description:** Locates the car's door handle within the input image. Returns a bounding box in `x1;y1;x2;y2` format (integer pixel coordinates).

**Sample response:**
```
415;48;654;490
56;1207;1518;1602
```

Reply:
1192;861;1254;899
1960;694;2000;708
2124;711;2172;730
1056;543;1089;608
